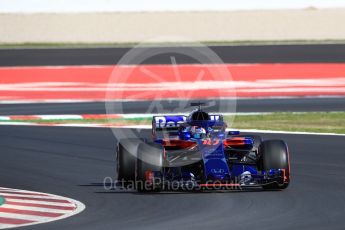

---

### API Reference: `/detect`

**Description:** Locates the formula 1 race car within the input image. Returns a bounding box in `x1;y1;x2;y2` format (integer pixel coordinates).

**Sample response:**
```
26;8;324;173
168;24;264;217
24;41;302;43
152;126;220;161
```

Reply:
116;103;290;192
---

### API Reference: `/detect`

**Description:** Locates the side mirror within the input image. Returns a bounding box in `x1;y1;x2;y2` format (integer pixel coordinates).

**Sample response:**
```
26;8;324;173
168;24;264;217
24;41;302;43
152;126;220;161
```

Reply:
228;130;240;135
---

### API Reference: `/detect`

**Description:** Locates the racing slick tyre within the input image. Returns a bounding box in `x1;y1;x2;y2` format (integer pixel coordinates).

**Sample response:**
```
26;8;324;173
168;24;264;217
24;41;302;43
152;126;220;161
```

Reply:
258;140;290;190
117;139;143;185
136;142;163;192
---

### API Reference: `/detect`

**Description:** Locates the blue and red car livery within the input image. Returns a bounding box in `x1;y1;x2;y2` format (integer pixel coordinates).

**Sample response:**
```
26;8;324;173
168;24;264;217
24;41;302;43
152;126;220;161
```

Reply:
117;103;290;192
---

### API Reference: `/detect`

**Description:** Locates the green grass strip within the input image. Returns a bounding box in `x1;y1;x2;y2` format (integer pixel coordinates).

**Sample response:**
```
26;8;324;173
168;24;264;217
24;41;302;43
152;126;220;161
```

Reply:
1;112;344;134
0;196;5;206
225;112;345;134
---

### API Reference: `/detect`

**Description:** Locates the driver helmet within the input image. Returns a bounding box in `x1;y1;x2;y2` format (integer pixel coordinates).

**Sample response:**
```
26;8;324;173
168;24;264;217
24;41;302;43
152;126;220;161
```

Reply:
190;126;206;139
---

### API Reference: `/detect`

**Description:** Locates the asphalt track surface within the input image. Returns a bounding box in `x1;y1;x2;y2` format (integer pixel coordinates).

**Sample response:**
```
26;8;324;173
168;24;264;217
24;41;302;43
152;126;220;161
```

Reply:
1;44;345;66
1;125;345;230
1;97;345;115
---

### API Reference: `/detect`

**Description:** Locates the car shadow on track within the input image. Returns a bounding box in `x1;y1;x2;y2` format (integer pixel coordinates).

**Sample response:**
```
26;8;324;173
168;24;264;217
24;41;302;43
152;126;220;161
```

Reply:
79;182;283;194
93;188;265;195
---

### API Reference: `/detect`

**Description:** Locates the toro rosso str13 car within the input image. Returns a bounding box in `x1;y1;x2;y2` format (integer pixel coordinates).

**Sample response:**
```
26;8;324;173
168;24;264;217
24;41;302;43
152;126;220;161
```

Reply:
116;103;290;192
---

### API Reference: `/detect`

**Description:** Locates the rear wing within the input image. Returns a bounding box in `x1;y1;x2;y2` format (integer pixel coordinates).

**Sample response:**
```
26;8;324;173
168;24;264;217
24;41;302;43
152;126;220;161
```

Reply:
153;115;186;131
152;114;223;130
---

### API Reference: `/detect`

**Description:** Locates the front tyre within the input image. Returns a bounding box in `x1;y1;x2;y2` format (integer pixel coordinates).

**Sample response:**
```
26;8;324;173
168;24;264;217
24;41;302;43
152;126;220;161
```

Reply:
117;139;143;185
259;140;290;190
136;143;163;192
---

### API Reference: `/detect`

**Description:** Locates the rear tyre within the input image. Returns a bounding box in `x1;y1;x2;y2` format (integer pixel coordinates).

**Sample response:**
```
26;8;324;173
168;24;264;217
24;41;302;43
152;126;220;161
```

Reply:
117;139;143;185
136;142;163;192
258;140;290;190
